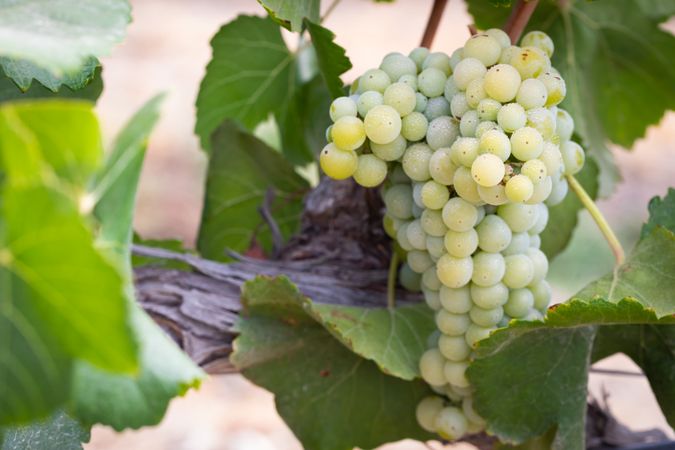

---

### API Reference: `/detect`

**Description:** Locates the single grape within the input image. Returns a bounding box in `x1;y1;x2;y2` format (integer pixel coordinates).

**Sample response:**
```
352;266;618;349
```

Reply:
424;96;452;121
420;348;447;386
397;222;414;251
465;323;495;348
529;203;549;234
319;143;358;179
408;249;434;273
371;134;407;161
465;78;487;109
380;52;418;81
546;176;569;206
422;180;450;210
409;47;431;71
451;137;480;167
422;209;448;237
426;116;459;152
497;203;538;232
460;110;480;137
485;28;511;49
529;234;541;248
479;128;511;161
357;90;384;117
330;96;358;121
475;120;499;139
429;147;458;185
478;183;508;205
560;141;585;175
527;106;556;139
384;184;413;219
538;70;566;106
440;285;473;314
509;47;550;79
415;92;429;112
383;214;399;239
499;45;520;64
521;159;547;184
444;77;459;102
497;102;527;132
400;263;422;291
325;125;333;143
453;57;487;90
427;235;446;259
358;68;391;93
471;153;505;187
401;111;429;142
437;254;474;288
453;166;482;204
469;305;504;327
504;288;535;318
530;280;552;311
510;126;544;161
477;98;501;121
462;397;486;427
444;228;479;258
539;142;563;175
444;361;471;389
423;52;452;75
353;154;387;187
502;232;530;255
449;48;463;71
525;175;553;204
442;197;478;232
502;254;535;288
472;251;506;287
364;105;402;144
476;215;512;252
470;282;509;309
399;74;418;91
331;116;366;151
384;82;417;116
436;310;471;336
418;67;447;97
505;174;534;202
555;108;575;141
450;92;469;119
435;406;469;440
527;247;549;284
390;163;411;183
402;142;433;181
416;396;444;433
521;31;554;57
407;219;428;250
439;334;471;362
516;78;548;109
464;34;502;66
484;64;522;102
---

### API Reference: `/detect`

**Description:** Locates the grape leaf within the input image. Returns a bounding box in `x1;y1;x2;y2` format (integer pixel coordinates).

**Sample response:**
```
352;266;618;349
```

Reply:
0;57;98;93
197;122;308;261
467;0;675;195
642;187;675;238
231;276;433;450
195;15;296;150
540;160;598;260
0;410;89;450
304;20;352;99
0;67;103;104
0;0;130;76
636;0;675;21
257;0;320;32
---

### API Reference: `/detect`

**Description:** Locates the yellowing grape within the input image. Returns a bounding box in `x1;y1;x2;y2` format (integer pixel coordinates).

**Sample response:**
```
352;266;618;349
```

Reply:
463;34;502;66
353;154;388;187
331;116;366;150
471;153;505;187
484;64;521;102
509;46;550;79
319;143;357;179
364;105;402;144
521;31;555;57
505;174;534;202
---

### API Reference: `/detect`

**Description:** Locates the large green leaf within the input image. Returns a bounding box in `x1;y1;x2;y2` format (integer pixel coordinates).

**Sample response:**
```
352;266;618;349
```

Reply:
258;0;320;32
0;410;89;450
197;122;308;261
467;0;675;194
0;0;130;76
305;20;351;98
195;15;296;150
231;276;433;450
0;67;103;104
0;57;98;93
642;187;675;238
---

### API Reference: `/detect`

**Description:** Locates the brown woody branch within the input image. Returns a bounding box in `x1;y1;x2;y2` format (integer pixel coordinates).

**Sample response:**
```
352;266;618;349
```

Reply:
504;0;539;44
420;0;449;48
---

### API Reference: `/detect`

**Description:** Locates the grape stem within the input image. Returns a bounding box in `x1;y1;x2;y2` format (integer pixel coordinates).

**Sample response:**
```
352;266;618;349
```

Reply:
387;248;399;309
504;0;540;44
321;0;342;22
420;0;449;48
566;174;626;266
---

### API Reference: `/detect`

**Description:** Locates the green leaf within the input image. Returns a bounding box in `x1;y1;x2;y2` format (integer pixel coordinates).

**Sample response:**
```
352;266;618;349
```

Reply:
195;15;296;150
304;20;352;99
0;57;98;93
0;67;103;104
540;160;599;260
0;0;130;75
258;0;320;32
636;0;675;22
308;303;435;380
467;0;675;195
197;122;308;261
642;187;675;238
231;276;433;450
0;410;89;450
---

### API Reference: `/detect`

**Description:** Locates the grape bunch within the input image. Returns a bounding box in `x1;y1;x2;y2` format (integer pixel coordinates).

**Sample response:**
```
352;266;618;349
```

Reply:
320;28;585;441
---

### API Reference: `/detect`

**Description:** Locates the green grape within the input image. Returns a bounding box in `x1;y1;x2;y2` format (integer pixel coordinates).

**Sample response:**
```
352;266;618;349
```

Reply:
478;183;508;205
437;254;473;288
423;266;443;291
371;134;407;161
479;128;511;161
436;309;471;335
460;110;480;137
331;116;366;151
497;102;527;132
561;141;585;175
440;286;473;314
439;334;471;362
419;348;447;386
421;209;448;237
453;166;482;204
475;205;486;224
364;105;402;144
539;142;563;175
400;262;422;291
401;111;429;141
422;180;450;210
449;48;463;71
442;197;478;232
358;68;391;93
529;203;549;234
498;45;519;64
502;254;535;288
444;77;459;102
399;74;418;91
357;90;384;117
325;125;333;143
472;251;505;286
451;137;480;167
521;31;554;57
470;282;509;309
526;107;556;139
423;52;452;75
397;222;414;251
450;92;469;119
502;232;530;255
529;234;541;248
527;247;548;284
383;214;399;239
475;120;499;139
538;70;566;106
498;202;537;232
470;305;504;327
330;96;358;121
505;174;534;202
435;406;468;440
384;82;417;116
418;67;447;97
416;396;444;433
384;184;413;219
516;78;548;109
444;228;479;258
353;154;387;187
485;28;511;49
443;361;470;388
415;92;428;112
319;143;358;179
509;47;550;79
530;280;552;311
407;219;428;250
408;250;434;273
504;288;534;318
510;126;544;161
464;34;502;66
388;163;409;183
555;108;574;141
484;64;521;102
380;52;418;81
465;323;494;348
424;96;452;121
477;98;501;121
546;176;568;206
525;309;543;321
476;215;512;252
402;142;433;181
429;147;457;185
471;153;505;187
412;182;424;207
427;235;446;259
525;176;553;204
462;397;486;427
465;78;486;108
427;116;459;150
409;47;431;71
453;57;487;90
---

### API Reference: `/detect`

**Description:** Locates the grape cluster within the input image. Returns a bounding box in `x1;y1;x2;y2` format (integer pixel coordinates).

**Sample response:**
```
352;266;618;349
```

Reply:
320;29;584;441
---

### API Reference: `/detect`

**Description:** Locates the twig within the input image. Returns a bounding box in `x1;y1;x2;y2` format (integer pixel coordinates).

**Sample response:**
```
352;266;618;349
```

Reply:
504;0;540;44
321;0;342;22
258;188;284;258
468;24;478;36
387;249;399;309
420;0;449;48
590;368;644;378
566;174;625;266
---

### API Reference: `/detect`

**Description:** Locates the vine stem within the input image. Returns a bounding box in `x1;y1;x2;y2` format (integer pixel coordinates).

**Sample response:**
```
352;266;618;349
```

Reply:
387;248;399;309
420;0;449;48
321;0;342;22
566;175;625;266
504;0;540;44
